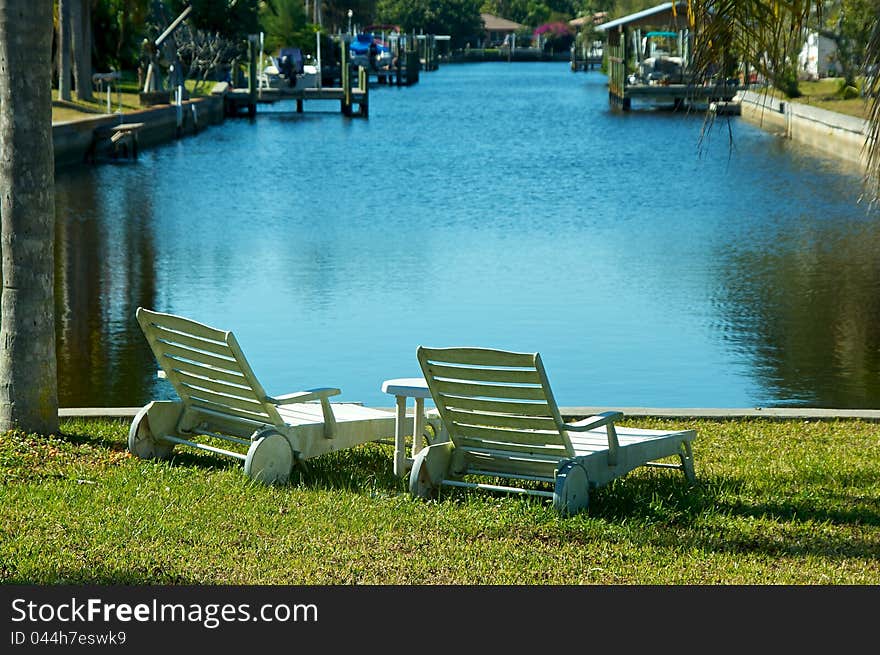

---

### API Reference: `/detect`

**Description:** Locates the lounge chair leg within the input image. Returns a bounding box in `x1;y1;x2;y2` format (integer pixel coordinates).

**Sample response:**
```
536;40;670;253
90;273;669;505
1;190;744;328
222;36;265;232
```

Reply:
679;441;696;484
553;460;590;516
128;401;181;460
244;429;294;485
409;441;454;499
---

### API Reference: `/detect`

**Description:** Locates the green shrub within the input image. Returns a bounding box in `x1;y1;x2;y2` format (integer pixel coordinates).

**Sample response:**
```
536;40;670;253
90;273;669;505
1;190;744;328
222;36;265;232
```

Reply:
839;83;860;99
776;67;802;98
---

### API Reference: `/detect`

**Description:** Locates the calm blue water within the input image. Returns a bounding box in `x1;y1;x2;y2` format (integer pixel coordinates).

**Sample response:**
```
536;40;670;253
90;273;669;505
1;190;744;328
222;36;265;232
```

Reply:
54;62;880;409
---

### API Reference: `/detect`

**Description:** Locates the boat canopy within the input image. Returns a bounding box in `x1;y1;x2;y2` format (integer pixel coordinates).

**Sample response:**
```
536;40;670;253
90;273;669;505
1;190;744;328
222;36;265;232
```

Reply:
350;34;390;55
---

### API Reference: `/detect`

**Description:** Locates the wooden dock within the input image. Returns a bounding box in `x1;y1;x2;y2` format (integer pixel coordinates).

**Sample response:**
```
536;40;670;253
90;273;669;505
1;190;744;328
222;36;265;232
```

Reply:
571;54;602;72
208;33;434;119
217;67;370;118
259;86;369;116
609;81;740;111
368;50;421;86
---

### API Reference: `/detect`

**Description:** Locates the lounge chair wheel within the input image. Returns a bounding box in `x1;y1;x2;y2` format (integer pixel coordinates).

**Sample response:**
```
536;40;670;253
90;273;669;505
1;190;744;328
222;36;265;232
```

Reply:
128;404;175;460
409;451;437;498
244;430;293;485
553;461;590;516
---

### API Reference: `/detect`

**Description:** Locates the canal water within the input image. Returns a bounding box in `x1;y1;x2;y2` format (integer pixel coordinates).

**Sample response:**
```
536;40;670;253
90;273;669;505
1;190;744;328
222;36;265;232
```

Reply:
54;61;880;409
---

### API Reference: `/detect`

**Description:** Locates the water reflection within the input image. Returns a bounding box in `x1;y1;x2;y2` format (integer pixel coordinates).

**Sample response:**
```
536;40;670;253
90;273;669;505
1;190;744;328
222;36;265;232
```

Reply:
54;166;159;406
714;219;880;407
50;63;880;409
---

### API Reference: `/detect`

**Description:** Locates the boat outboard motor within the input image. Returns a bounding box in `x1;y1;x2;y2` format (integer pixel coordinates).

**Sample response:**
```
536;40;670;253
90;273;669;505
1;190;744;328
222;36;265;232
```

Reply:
278;54;294;84
369;41;379;71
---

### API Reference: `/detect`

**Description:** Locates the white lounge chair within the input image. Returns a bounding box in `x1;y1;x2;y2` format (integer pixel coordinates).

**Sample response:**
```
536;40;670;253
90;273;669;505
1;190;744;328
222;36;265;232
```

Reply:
128;308;396;484
409;346;697;515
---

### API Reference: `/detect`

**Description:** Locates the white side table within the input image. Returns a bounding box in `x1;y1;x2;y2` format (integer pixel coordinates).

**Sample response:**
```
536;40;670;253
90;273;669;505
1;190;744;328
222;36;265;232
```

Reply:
381;377;432;477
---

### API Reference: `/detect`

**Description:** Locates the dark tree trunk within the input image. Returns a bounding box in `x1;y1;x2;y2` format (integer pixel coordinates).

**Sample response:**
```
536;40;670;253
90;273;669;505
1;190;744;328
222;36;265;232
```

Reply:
72;0;93;101
82;0;92;89
59;0;72;100
0;0;59;433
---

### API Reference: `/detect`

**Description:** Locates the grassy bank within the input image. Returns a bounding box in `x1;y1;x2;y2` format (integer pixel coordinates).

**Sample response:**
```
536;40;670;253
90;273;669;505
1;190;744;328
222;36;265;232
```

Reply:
767;77;871;120
1;416;878;585
52;78;212;123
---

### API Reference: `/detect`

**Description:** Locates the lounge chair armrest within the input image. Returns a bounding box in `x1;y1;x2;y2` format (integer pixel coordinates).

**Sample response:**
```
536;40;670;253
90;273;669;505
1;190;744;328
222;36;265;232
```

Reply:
563;411;624;432
268;388;342;405
269;388;340;439
564;411;623;467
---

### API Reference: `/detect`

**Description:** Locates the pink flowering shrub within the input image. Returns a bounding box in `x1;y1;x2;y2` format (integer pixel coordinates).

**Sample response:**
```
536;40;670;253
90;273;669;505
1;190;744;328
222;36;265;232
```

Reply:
533;22;574;51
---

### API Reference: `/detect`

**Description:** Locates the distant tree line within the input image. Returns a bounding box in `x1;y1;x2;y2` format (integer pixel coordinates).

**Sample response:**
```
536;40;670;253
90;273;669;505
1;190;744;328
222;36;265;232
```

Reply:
2;0;878;436
51;0;672;92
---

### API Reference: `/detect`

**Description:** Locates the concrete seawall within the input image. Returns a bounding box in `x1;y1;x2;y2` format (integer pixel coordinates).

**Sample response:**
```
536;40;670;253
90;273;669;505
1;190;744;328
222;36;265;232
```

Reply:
736;89;871;168
52;95;225;169
59;406;880;421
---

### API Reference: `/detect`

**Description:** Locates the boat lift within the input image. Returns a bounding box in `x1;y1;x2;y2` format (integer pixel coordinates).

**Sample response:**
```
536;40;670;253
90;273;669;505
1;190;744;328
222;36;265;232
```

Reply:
142;4;193;94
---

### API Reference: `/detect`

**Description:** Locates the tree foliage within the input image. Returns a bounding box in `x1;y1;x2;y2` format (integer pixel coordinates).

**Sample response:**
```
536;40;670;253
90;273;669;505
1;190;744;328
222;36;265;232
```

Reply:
816;0;877;87
691;0;880;203
91;0;151;70
480;1;587;25
376;0;484;47
172;23;241;87
259;0;314;54
169;0;261;40
318;1;379;34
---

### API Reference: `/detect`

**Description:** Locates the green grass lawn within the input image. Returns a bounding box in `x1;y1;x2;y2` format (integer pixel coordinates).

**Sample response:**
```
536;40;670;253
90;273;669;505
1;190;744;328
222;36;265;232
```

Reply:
1;417;878;585
768;77;872;120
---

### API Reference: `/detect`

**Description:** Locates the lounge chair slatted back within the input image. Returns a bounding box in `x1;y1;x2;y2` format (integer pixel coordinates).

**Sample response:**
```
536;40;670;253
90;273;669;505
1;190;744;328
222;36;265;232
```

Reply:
137;308;283;429
418;346;574;481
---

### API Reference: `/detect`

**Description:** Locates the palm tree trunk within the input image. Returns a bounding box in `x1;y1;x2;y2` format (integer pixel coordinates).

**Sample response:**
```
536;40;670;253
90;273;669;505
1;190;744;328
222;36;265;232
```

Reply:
70;0;82;97
0;0;59;434
72;0;93;101
58;0;72;101
82;0;92;93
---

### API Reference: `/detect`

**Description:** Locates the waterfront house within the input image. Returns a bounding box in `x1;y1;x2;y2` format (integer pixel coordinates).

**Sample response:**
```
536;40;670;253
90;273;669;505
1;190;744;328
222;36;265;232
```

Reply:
798;31;841;80
481;13;522;47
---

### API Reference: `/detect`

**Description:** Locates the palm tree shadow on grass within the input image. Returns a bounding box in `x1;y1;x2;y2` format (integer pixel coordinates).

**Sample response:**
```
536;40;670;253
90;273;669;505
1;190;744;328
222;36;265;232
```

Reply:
287;443;404;494
585;473;880;560
3;566;200;585
57;424;129;452
422;467;880;560
161;440;403;490
591;472;880;524
57;425;244;474
47;431;880;561
127;436;404;492
161;440;880;551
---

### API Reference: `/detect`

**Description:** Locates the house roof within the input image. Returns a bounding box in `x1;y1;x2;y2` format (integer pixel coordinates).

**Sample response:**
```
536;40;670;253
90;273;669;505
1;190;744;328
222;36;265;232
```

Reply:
481;13;522;32
595;2;688;31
